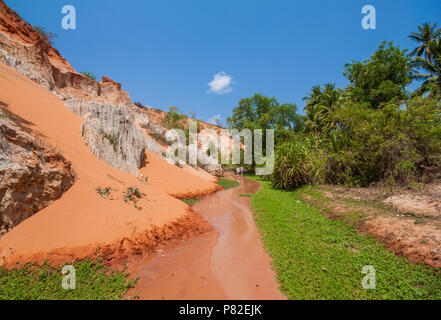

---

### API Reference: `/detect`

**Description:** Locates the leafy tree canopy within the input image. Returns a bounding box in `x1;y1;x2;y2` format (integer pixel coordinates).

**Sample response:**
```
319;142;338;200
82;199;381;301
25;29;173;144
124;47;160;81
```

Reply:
344;41;413;109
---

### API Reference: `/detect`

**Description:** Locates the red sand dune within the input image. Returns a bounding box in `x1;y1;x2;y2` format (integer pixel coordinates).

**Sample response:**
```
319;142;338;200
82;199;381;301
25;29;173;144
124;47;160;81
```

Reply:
0;61;217;267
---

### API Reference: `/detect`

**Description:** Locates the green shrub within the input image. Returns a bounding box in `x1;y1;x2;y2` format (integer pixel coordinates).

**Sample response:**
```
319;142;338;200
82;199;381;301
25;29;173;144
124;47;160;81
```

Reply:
95;186;112;199
323;98;441;186
32;26;57;45
80;71;97;81
123;187;142;203
271;137;324;190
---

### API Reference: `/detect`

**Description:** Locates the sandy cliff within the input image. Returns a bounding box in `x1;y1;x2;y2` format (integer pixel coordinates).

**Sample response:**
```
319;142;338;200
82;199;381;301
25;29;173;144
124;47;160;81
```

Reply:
0;1;221;266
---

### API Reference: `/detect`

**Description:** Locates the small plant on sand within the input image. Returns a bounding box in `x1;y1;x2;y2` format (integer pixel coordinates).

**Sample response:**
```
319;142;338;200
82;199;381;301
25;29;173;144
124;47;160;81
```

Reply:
138;176;149;184
240;193;253;197
96;186;112;199
123;187;144;209
80;71;97;81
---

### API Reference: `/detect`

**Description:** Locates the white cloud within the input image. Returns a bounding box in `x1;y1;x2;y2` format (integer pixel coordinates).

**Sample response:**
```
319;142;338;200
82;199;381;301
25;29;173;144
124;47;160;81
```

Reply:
207;114;222;125
207;71;235;94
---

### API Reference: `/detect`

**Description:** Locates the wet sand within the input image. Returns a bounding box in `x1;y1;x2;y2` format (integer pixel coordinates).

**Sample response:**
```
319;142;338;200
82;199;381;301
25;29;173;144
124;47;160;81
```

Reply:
126;176;286;300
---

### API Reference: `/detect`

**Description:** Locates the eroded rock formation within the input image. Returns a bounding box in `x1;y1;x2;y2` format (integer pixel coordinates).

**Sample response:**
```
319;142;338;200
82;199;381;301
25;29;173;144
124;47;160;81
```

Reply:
0;108;75;235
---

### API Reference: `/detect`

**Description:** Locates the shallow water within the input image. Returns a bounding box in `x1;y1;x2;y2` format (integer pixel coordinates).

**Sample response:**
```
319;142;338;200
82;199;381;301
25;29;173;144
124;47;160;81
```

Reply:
126;176;285;300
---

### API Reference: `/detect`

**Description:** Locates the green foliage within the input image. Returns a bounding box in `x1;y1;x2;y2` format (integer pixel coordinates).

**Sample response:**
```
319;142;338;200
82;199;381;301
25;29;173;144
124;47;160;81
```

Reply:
250;178;441;299
239;193;252;197
411;40;441;97
162;106;190;144
163;106;188;130
80;71;97;81
226;94;303;171
227;93;303;142
224;24;441;190
344;41;413;109
408;22;441;61
323;97;441;186
32;26;57;45
218;178;239;189
303;83;341;135
180;198;201;206
271;136;324;190
123;187;142;203
101;131;119;151
0;259;136;300
95;186;112;199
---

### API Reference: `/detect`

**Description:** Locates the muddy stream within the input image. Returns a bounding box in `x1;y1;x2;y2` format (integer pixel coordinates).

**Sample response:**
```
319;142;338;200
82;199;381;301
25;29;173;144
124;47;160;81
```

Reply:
125;176;285;300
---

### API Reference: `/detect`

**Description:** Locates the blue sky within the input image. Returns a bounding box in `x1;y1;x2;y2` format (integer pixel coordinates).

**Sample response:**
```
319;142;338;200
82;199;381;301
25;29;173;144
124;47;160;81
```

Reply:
5;0;441;124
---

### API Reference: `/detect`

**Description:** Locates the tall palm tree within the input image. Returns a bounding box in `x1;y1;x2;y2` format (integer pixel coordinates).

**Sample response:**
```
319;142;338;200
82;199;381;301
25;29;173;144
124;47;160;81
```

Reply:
303;84;342;135
408;22;441;62
316;83;341;128
303;85;322;112
412;39;441;97
303;104;324;135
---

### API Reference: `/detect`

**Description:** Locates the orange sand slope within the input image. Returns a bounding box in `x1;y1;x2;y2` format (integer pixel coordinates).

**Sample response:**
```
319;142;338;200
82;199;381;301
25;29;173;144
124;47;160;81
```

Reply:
0;62;215;267
141;150;220;197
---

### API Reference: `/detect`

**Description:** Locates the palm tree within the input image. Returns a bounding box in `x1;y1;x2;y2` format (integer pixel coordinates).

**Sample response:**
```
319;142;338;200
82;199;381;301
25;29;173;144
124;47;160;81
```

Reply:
303;84;342;135
412;39;441;97
303;85;322;112
303;104;324;135
408;22;441;62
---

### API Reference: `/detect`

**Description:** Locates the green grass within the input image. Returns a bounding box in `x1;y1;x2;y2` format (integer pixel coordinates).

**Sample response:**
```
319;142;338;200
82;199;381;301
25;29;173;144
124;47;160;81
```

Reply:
180;198;201;206
240;193;253;197
0;259;136;300
249;176;441;299
218;178;239;190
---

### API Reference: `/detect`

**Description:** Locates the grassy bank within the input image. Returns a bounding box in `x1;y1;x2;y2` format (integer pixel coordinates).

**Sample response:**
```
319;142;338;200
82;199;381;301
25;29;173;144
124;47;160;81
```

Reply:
0;259;136;300
249;177;441;299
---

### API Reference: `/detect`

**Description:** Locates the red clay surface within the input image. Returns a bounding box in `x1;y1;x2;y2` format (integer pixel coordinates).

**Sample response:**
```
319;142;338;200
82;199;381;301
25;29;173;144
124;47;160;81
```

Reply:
126;176;286;300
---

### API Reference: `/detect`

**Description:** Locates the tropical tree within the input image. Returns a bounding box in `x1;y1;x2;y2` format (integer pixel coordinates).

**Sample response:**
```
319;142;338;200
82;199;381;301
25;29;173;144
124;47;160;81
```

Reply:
412;39;441;97
408;22;441;62
227;94;302;169
344;41;413;109
302;83;341;135
303;104;325;135
303;85;322;113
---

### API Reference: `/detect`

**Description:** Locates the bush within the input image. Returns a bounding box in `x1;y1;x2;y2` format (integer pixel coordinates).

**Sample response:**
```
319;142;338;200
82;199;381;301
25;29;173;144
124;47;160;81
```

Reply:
323;98;441;186
32;26;57;45
80;71;97;81
271;136;324;190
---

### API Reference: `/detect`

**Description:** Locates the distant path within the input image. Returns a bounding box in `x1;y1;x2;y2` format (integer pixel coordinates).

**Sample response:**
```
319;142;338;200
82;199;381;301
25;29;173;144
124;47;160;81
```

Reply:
126;176;285;300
